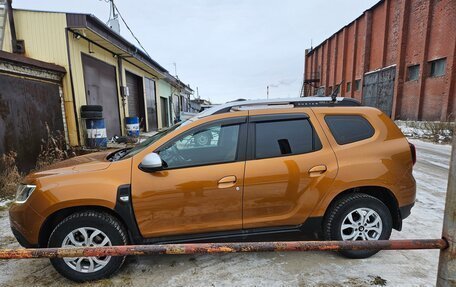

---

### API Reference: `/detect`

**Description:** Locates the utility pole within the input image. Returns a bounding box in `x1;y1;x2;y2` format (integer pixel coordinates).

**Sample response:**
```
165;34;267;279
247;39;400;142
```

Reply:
267;85;269;99
106;0;120;34
437;134;456;286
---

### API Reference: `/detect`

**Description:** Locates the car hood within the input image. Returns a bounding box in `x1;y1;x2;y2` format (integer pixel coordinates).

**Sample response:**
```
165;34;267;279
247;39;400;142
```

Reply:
26;150;114;180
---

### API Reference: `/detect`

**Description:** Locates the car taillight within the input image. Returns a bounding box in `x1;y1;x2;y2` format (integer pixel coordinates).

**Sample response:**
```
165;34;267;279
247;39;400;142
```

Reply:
409;142;416;165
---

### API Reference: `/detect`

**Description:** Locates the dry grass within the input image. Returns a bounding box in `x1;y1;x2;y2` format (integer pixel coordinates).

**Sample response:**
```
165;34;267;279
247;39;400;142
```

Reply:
422;121;454;143
0;125;79;199
0;151;22;198
35;124;76;171
398;120;454;144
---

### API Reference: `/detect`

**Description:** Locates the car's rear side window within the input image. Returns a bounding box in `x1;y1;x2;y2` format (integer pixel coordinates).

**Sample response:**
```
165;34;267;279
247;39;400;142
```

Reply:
325;115;375;145
255;119;321;159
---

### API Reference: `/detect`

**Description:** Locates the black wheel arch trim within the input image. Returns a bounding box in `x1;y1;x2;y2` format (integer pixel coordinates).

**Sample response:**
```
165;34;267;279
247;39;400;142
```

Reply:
114;184;143;244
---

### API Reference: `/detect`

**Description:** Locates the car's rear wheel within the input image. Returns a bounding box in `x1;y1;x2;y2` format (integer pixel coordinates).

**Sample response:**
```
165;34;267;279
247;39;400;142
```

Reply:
323;193;392;259
48;211;127;282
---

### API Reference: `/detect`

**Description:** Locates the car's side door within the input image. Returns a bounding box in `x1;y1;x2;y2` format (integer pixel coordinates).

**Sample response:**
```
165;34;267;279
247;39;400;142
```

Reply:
131;116;248;238
242;109;338;229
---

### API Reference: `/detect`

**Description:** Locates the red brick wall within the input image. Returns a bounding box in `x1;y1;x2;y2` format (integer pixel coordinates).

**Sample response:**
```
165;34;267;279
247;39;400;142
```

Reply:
345;24;355;98
385;0;401;67
369;1;386;71
303;0;456;121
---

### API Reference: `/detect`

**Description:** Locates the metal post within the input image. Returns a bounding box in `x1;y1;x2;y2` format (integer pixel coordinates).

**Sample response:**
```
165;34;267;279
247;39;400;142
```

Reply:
437;135;456;286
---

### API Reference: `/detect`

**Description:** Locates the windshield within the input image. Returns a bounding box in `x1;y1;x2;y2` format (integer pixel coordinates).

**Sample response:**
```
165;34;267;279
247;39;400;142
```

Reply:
120;122;183;159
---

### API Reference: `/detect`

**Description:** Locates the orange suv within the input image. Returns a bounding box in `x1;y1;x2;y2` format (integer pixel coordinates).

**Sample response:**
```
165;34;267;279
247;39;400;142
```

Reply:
9;97;416;282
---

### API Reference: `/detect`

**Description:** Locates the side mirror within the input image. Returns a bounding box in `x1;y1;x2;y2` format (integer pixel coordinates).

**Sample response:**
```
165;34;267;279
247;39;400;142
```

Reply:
139;153;163;172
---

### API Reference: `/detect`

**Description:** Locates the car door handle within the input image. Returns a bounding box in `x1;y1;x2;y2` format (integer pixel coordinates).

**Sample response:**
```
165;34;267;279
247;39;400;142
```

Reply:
308;165;327;177
218;176;237;189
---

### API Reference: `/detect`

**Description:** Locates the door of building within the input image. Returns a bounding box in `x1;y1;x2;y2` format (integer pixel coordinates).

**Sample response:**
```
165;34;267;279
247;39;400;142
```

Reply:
81;53;121;138
144;78;158;132
126;71;146;130
160;97;169;128
0;74;64;172
362;66;396;117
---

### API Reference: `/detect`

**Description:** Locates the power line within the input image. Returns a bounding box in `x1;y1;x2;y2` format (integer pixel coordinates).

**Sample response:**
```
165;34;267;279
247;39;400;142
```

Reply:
107;0;152;58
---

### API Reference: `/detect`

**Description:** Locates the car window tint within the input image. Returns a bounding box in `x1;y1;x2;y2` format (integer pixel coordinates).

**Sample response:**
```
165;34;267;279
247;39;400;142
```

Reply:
159;124;240;168
325;115;374;145
255;119;318;159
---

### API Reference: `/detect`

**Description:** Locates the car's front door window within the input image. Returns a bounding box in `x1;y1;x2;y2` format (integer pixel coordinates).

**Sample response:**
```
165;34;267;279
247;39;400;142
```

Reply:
158;123;240;169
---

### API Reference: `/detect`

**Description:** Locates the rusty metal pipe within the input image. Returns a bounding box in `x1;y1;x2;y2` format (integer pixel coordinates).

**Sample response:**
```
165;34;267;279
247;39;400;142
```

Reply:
0;239;447;260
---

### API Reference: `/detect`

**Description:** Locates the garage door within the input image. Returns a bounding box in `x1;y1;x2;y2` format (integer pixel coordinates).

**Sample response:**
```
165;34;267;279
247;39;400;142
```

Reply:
144;78;158;131
362;66;396;117
82;54;121;138
0;74;64;171
126;71;146;130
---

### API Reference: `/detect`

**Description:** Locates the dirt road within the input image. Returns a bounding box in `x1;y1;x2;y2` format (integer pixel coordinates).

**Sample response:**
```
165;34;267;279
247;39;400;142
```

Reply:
0;139;450;286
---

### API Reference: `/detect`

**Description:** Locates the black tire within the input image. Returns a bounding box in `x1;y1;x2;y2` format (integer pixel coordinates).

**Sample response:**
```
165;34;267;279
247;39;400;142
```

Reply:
81;105;103;112
323;193;392;259
81;111;103;119
48;211;128;282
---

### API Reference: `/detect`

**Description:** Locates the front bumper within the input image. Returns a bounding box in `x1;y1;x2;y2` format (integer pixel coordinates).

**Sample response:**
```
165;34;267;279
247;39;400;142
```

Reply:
10;227;37;248
9;201;45;247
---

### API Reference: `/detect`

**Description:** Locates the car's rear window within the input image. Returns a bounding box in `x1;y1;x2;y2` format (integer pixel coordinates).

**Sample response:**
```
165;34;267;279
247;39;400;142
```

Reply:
325;115;375;145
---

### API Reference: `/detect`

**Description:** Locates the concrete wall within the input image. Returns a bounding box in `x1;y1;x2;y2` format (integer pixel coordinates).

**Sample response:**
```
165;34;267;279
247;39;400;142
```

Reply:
304;0;456;121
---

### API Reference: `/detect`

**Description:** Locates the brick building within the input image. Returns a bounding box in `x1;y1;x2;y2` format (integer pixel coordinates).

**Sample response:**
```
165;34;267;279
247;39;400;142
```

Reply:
302;0;456;121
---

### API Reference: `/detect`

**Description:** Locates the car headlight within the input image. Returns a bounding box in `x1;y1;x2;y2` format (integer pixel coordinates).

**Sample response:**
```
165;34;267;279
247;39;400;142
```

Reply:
15;184;36;203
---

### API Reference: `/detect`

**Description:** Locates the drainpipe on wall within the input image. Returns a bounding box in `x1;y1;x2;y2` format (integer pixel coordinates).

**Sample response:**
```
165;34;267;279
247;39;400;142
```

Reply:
6;0;24;54
118;56;127;135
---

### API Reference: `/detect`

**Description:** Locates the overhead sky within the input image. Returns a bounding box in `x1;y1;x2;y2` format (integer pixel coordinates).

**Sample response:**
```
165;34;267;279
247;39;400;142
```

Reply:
13;0;378;103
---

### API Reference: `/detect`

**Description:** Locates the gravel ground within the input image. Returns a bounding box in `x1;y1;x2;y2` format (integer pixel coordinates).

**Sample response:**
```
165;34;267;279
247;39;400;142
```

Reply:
0;139;450;287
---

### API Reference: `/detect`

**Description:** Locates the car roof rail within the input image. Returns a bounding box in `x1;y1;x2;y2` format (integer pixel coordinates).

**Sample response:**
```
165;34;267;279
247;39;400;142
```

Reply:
195;97;361;118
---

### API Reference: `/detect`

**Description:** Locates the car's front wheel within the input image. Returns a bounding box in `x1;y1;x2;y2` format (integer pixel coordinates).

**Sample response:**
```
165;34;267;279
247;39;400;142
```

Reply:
323;193;393;259
48;211;128;282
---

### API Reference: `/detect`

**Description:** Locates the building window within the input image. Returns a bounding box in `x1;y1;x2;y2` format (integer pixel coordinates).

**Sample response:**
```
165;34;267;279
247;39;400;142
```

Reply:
354;79;361;91
346;82;351;92
407;64;420;81
429;58;446;77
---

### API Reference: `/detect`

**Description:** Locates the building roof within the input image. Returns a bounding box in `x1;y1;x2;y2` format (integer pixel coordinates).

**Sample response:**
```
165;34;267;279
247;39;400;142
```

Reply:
0;50;66;74
164;73;194;93
66;13;168;75
13;8;191;87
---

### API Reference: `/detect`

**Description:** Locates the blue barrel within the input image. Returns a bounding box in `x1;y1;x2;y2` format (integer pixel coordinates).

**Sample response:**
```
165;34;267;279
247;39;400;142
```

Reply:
85;118;107;148
126;117;140;137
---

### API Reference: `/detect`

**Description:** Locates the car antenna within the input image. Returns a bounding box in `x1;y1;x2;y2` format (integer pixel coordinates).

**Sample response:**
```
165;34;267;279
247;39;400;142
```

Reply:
330;81;344;103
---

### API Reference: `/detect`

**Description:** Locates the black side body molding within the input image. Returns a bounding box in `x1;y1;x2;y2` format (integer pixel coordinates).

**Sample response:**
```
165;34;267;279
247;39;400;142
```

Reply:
114;184;143;244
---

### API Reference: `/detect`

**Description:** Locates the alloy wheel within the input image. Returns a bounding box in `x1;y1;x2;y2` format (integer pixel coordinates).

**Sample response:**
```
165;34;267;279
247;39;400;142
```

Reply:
340;208;383;241
61;227;112;273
